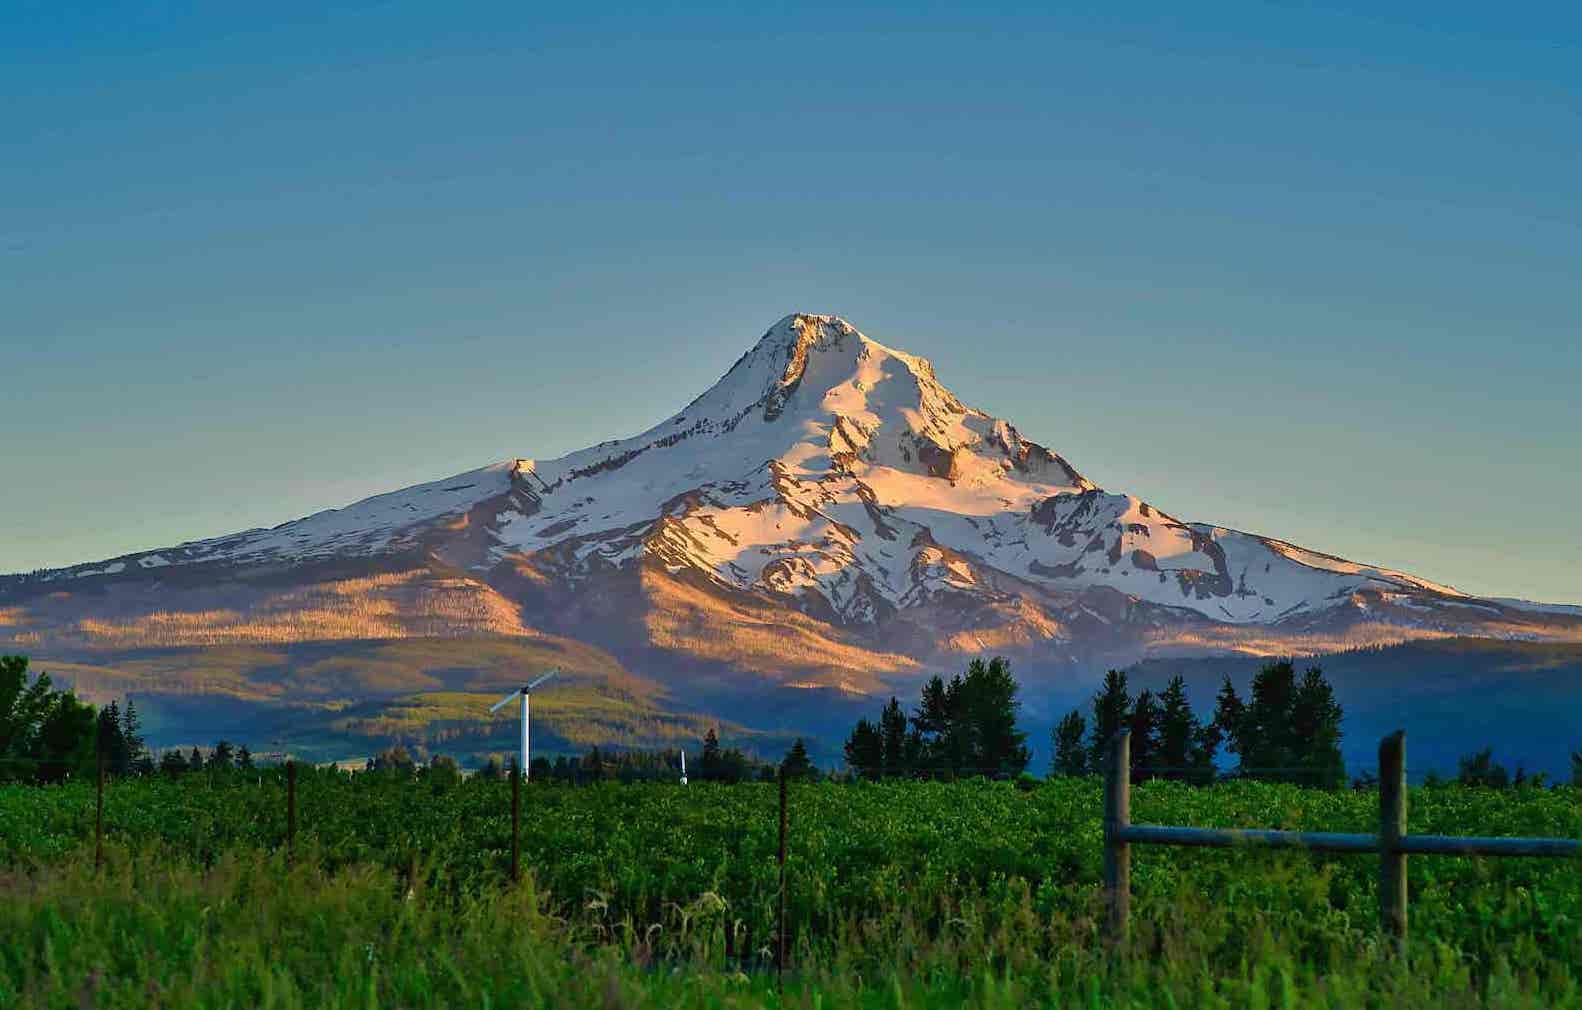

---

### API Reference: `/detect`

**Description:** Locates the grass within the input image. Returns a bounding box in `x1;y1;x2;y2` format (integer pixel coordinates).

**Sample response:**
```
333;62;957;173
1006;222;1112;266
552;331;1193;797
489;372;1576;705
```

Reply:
1;775;1579;1007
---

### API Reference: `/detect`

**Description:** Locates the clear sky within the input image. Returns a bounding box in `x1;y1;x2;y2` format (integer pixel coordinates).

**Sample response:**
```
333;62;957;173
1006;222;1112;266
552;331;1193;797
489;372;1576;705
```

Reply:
3;2;1578;604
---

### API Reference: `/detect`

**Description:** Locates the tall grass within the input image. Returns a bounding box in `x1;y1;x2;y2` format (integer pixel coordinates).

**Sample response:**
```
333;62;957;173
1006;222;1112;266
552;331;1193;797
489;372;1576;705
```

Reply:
1;845;1574;1009
2;776;1578;1008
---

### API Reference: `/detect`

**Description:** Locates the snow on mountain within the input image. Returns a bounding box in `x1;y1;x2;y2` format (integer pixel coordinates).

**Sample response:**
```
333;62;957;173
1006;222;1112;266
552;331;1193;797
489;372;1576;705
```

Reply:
1490;598;1582;618
10;313;1574;648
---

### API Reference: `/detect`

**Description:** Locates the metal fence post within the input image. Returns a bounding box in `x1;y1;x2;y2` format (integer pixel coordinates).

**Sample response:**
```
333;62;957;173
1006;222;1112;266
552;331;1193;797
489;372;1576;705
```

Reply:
1379;730;1408;948
1104;729;1132;942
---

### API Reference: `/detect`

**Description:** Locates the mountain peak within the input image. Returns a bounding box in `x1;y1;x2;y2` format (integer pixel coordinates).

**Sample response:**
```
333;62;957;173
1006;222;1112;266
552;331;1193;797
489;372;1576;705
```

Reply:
696;313;946;430
14;312;1561;656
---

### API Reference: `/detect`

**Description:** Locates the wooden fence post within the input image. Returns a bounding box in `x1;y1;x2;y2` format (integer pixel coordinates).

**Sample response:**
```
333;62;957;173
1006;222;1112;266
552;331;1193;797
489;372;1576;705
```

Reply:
286;760;297;865
777;767;788;991
1379;731;1408;948
1104;729;1132;942
511;759;522;884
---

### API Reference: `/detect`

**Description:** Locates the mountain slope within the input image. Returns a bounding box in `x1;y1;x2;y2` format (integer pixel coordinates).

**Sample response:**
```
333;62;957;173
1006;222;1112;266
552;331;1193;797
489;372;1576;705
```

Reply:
4;314;1579;757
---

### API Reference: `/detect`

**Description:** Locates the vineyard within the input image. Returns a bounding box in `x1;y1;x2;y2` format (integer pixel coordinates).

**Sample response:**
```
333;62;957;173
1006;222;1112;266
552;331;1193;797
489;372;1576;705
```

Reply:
2;773;1581;1008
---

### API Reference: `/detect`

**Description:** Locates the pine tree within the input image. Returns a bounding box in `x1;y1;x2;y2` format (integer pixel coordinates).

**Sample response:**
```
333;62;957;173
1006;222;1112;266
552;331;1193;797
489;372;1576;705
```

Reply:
844;718;883;780
237;745;254;771
188;746;204;773
1190;719;1221;785
120;699;148;775
159;749;189;777
1241;661;1298;777
959;657;1030;777
1458;747;1510;789
1211;676;1246;762
781;737;816;780
1087;670;1132;772
97;703;122;776
1572;746;1582;787
700;728;723;781
878;697;909;777
912;675;954;773
1216;663;1344;787
1290;666;1345;788
583;745;607;781
1051;710;1087;776
210;740;236;771
372;745;415;775
1156;676;1197;781
1128;690;1161;781
913;677;951;738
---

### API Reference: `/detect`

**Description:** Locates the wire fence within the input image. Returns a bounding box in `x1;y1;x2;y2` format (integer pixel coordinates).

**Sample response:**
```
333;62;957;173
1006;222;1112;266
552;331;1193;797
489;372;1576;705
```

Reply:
78;737;1582;973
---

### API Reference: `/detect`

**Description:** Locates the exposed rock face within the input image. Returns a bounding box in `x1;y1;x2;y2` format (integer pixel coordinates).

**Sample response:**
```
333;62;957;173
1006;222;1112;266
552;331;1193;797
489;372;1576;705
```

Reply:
5;313;1580;697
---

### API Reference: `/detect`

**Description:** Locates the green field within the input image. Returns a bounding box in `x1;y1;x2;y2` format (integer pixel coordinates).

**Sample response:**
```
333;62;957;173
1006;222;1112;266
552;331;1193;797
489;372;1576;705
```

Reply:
2;773;1580;1008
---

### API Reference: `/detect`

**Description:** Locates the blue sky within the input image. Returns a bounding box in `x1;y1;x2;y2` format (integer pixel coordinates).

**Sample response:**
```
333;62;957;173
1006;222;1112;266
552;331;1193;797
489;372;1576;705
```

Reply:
3;2;1579;603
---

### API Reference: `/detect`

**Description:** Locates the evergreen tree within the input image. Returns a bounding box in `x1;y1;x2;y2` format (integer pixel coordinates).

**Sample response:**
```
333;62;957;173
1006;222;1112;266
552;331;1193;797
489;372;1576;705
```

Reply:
583;745;607;781
210;740;236;771
699;728;723;781
1087;670;1132;772
237;745;254;772
713;743;756;784
913;676;951;738
912;675;955;773
1128;689;1161;781
878;697;910;777
478;755;505;781
1;655;97;782
961;657;1030;777
120;699;148;775
1241;661;1298;776
781;737;816;780
1458;747;1510;789
846;657;1030;780
1190;723;1221;784
1512;764;1547;789
1211;676;1247;761
1051;710;1088;777
1;656;59;781
372;745;415;775
101;701;133;776
1216;662;1344;788
843;718;883;780
1290;667;1345;788
188;746;204;773
159;749;189;778
1157;676;1213;783
1572;746;1582;788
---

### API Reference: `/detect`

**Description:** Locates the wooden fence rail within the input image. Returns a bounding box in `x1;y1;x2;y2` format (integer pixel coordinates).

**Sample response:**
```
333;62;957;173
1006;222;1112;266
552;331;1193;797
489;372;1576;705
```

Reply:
1103;729;1582;947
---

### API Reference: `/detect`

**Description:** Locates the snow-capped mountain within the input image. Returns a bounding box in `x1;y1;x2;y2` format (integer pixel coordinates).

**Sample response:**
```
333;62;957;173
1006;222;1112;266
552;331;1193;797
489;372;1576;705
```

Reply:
5;315;1578;694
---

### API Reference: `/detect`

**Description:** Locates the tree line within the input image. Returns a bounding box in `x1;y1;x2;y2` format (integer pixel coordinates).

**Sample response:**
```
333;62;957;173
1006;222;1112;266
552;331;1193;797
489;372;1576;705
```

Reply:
2;655;256;783
1051;661;1345;788
11;651;1582;789
844;657;1030;779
